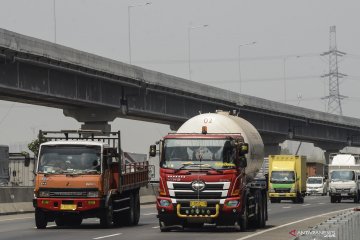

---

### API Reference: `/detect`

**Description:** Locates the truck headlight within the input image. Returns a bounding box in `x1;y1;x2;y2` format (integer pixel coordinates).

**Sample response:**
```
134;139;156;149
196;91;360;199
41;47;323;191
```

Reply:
87;191;99;198
38;191;50;197
226;200;239;207
159;199;171;207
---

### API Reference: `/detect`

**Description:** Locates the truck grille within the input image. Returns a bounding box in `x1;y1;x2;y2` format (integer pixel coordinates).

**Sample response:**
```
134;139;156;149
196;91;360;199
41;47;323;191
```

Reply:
39;188;97;198
168;182;229;199
336;188;350;193
274;188;290;193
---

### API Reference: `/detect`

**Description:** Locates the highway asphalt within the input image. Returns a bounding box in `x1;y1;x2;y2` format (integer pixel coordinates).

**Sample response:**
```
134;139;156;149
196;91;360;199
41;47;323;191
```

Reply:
0;195;358;240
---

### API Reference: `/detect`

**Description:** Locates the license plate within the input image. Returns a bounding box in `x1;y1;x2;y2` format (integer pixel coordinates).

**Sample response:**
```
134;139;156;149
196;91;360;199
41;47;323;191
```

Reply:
60;204;77;210
190;201;207;207
341;193;348;196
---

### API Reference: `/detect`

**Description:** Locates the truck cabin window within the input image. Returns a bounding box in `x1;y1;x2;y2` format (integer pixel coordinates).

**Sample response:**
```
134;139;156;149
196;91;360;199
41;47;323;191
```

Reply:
161;139;236;170
330;171;355;181
38;145;101;174
270;171;295;183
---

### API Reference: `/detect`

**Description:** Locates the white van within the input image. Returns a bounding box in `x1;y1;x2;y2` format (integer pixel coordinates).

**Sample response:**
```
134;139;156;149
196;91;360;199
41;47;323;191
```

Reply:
306;176;327;196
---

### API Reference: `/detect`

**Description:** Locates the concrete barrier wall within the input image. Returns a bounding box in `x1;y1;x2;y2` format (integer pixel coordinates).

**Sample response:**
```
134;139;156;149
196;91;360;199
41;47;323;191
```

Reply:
296;210;360;240
0;187;33;203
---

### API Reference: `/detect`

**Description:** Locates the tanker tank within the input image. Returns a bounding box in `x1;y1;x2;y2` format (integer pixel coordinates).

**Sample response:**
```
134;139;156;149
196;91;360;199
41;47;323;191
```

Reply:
177;111;264;180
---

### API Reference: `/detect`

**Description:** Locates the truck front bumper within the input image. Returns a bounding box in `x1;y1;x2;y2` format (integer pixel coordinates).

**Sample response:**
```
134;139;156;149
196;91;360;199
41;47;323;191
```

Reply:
33;197;105;212
156;196;241;225
269;193;296;198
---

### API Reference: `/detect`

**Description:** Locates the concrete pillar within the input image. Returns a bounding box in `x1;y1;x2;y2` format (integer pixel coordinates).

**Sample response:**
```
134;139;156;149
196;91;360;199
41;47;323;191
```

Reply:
63;108;119;132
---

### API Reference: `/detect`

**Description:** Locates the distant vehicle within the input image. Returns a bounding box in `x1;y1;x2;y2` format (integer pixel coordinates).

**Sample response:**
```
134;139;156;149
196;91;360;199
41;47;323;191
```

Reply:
268;155;306;203
150;111;268;232
33;130;149;229
306;176;327;196
328;153;360;203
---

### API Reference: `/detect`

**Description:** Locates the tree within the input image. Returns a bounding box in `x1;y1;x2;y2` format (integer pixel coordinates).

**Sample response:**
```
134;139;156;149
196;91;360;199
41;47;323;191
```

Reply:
28;132;46;158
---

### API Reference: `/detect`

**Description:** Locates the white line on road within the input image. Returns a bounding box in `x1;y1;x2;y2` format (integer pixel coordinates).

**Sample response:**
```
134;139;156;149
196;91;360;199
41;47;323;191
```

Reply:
236;207;355;240
0;217;32;222
152;226;160;229
143;212;157;216
318;202;325;204
93;233;122;239
302;204;311;206
282;206;291;209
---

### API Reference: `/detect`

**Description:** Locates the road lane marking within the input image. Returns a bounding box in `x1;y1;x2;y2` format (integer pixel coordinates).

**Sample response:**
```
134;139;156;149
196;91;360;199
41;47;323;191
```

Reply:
236;207;355;240
282;206;291;208
143;213;157;216
302;204;310;206
152;226;160;229
93;233;122;239
0;217;32;222
318;202;325;204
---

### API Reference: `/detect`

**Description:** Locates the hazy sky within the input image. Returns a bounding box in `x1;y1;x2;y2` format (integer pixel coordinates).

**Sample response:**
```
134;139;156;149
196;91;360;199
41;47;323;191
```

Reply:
0;0;360;155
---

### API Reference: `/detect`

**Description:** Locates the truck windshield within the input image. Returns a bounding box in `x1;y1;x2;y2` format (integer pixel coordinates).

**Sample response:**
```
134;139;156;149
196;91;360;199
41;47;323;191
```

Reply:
270;171;295;183
161;139;236;170
330;171;355;181
37;145;101;174
307;178;322;184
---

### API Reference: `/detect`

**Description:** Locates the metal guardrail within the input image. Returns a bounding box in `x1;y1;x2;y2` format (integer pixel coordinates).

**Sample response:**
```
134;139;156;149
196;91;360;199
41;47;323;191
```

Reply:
295;209;360;240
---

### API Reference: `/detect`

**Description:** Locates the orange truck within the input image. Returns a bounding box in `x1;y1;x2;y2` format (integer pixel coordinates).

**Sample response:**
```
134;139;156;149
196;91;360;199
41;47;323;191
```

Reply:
33;130;149;229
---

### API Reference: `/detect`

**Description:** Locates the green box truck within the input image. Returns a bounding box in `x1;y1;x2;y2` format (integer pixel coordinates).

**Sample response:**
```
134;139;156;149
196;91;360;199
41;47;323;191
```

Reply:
268;155;306;203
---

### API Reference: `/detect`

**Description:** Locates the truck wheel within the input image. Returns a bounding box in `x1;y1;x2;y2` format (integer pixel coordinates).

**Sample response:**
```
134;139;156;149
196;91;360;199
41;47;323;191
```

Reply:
159;220;171;232
253;191;265;228
238;204;248;232
354;194;359;203
330;196;336;203
100;200;113;228
35;208;47;229
337;198;341;203
123;193;135;226
132;191;140;226
69;216;83;226
270;198;279;203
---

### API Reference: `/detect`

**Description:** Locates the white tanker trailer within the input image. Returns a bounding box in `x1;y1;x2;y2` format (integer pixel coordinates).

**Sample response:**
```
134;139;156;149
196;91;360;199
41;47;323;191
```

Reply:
149;111;268;231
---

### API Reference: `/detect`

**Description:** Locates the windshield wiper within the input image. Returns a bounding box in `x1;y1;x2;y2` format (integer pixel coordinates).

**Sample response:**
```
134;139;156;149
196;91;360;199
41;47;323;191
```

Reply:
174;162;194;173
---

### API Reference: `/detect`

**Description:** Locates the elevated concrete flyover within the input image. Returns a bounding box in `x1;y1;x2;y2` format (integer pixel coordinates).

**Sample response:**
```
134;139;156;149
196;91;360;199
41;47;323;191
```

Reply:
1;28;360;159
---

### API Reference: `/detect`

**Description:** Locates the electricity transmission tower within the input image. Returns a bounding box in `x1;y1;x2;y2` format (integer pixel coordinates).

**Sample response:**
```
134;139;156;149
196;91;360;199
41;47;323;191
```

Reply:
321;26;347;115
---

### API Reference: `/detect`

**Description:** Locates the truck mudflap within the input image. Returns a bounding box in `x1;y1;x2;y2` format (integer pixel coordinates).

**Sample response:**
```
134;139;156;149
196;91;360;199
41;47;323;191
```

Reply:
176;204;220;218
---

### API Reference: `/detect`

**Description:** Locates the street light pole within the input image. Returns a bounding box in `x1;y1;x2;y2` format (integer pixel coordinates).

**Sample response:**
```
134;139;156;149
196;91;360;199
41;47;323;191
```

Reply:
128;2;151;65
238;41;256;94
188;24;208;80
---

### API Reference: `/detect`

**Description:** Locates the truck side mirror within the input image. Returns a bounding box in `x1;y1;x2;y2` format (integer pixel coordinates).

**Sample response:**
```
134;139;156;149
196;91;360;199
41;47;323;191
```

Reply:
149;145;156;157
239;143;249;155
237;156;247;168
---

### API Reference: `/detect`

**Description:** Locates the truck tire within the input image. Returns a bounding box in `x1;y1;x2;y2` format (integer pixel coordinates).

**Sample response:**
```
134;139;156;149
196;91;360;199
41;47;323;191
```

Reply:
354;193;359;203
159;220;171;232
238;201;248;232
35;208;47;229
330;196;336;203
133;191;140;226
123;193;135;226
100;200;113;228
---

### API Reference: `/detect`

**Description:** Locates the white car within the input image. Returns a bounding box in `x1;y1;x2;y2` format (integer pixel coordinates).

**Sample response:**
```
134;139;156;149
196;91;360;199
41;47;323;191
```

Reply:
306;176;327;196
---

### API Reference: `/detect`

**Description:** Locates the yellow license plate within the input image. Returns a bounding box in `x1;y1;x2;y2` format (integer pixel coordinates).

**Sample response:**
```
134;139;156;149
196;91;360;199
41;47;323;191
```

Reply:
60;204;77;210
190;201;207;207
